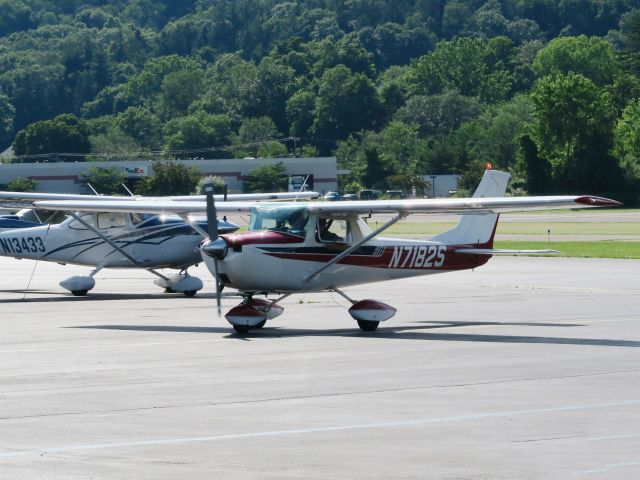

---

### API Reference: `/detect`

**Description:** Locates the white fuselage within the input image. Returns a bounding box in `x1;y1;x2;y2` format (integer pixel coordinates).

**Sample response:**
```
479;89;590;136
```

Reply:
0;213;215;269
202;212;489;293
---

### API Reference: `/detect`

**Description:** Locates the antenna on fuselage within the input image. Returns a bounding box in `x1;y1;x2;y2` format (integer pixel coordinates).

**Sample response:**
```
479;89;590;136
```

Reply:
294;174;310;202
86;183;100;196
121;183;135;197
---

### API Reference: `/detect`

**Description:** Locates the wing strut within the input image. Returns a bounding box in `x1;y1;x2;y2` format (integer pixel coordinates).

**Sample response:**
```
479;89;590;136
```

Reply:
68;212;169;281
304;212;406;283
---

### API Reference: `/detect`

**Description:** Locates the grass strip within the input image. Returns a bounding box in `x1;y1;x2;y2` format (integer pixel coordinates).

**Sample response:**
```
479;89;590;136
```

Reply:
493;241;640;259
383;222;640;235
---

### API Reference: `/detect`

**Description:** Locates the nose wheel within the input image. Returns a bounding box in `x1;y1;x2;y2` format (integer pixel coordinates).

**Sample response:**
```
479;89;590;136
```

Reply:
225;295;286;333
356;319;380;331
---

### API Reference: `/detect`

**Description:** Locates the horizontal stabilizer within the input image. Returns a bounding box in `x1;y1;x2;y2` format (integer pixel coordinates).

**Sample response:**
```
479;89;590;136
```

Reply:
454;248;559;255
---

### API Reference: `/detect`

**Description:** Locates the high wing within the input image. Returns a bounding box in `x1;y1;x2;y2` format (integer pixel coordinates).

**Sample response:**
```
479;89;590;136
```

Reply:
0;190;319;209
168;192;319;201
32;194;621;215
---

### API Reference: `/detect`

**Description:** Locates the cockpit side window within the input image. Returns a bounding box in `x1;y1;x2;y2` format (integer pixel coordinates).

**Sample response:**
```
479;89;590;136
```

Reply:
316;218;350;243
249;207;309;237
68;214;97;230
97;212;127;229
130;212;152;225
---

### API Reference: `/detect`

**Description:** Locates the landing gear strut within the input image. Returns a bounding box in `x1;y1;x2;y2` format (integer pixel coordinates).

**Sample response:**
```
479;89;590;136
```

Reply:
60;265;102;296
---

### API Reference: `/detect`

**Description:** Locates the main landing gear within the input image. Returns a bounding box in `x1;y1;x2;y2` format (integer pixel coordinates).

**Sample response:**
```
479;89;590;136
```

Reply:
154;269;204;297
59;266;102;296
332;288;397;332
59;267;204;297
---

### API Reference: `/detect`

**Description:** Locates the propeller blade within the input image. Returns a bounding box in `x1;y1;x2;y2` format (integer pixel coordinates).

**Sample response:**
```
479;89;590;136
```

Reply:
204;183;218;241
213;258;222;317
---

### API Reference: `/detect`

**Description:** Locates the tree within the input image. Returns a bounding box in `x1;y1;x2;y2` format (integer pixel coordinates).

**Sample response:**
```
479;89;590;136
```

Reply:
286;90;315;137
136;162;201;195
163;111;232;155
0;65;66;131
7;177;37;192
13;114;91;160
89;126;147;161
0;92;15;150
394;90;482;136
0;0;35;36
519;134;552;194
82;167;127;195
311;65;381;145
620;9;640;74
408;36;515;102
530;73;618;192
312;36;375;77
232;117;280;157
533;35;618;85
195;175;227;195
156;69;204;120
115;106;162;150
257;141;288;158
613;98;640;182
243;162;288;192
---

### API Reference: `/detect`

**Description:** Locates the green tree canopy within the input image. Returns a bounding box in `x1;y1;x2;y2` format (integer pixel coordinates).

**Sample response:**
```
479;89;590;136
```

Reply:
81;166;128;195
533;35;618;85
7;177;37;192
13;114;91;159
243;162;288;192
0;91;15;149
136;162;201;195
311;65;381;145
163;111;232;155
531;72;618;192
613;98;640;182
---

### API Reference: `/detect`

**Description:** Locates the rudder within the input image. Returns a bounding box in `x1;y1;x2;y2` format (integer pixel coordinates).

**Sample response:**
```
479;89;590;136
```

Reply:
432;170;510;246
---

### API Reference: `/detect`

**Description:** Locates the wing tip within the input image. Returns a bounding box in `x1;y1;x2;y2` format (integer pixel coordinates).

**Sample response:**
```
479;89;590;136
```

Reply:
574;196;623;207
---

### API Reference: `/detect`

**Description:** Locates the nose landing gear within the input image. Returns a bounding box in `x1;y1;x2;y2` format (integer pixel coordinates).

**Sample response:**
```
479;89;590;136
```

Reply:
225;296;285;333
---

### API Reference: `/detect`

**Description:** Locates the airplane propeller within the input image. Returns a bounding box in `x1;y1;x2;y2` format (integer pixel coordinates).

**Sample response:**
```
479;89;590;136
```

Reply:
201;184;228;316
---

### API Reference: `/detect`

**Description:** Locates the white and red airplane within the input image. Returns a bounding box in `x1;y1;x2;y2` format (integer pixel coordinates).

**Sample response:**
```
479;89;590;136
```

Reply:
33;170;621;333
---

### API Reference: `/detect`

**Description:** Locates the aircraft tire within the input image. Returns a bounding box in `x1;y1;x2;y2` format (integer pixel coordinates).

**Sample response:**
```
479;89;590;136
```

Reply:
71;290;88;297
164;288;175;294
232;324;251;334
255;320;267;328
183;290;198;297
357;320;379;332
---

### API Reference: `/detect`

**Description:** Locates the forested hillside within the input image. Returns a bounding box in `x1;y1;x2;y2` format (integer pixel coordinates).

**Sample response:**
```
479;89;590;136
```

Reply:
1;0;639;199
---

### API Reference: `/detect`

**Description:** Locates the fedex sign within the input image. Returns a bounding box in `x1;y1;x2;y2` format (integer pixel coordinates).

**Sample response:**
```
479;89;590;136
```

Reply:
123;165;147;177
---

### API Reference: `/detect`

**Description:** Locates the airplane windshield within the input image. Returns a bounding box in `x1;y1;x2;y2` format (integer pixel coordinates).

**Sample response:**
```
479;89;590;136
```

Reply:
249;206;309;237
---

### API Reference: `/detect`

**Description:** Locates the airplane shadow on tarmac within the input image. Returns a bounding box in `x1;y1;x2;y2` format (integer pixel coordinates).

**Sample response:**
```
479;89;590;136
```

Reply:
0;291;218;303
70;321;640;348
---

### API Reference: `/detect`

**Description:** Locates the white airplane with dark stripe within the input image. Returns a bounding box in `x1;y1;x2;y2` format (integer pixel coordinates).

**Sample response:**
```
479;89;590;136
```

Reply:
33;170;621;333
0;191;319;296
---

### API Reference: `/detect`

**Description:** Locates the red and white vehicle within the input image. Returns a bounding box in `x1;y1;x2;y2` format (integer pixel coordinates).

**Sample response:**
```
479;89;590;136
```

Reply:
35;170;621;333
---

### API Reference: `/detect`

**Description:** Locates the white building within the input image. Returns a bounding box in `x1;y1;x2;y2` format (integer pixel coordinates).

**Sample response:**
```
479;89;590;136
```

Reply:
0;157;337;194
421;174;460;198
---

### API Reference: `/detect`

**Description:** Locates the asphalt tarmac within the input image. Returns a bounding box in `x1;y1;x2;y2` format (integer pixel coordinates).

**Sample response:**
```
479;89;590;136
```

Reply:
0;256;638;479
